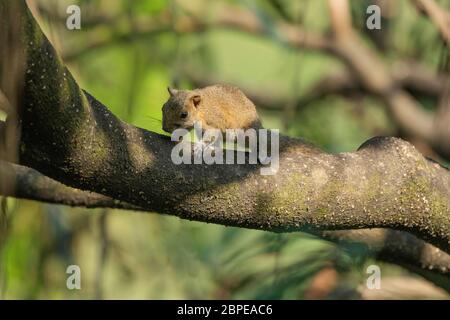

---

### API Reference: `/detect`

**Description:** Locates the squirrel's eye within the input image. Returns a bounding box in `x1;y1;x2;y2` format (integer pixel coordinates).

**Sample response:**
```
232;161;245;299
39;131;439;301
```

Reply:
180;111;188;119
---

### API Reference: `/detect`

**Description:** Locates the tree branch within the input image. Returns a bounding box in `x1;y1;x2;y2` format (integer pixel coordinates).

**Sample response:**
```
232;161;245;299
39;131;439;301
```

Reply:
56;3;332;61
0;160;140;210
392;61;449;97
180;61;448;115
322;229;450;276
1;160;449;277
327;0;354;40
412;0;450;45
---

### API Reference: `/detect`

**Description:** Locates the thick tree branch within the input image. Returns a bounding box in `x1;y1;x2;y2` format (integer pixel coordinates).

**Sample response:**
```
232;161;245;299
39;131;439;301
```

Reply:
1;160;449;277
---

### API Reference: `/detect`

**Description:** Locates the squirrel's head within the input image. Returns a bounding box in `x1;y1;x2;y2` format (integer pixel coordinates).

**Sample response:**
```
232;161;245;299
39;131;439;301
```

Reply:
162;87;202;133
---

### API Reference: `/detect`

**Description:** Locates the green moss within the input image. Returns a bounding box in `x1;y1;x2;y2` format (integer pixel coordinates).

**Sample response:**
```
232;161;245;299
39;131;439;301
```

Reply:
400;175;450;246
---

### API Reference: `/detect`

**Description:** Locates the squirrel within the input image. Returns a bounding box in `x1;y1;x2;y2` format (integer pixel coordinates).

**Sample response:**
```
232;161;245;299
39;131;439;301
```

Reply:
162;84;262;134
162;84;268;155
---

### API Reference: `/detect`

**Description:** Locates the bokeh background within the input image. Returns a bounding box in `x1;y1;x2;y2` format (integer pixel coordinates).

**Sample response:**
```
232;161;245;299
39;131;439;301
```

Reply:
0;0;449;299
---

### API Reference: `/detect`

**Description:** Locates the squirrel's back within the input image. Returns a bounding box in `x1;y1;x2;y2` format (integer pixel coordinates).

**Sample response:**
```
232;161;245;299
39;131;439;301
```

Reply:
195;84;262;130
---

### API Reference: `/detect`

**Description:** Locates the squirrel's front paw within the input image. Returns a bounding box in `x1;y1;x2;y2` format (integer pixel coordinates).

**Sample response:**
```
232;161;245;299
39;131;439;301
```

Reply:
206;146;217;158
193;141;217;160
193;141;207;160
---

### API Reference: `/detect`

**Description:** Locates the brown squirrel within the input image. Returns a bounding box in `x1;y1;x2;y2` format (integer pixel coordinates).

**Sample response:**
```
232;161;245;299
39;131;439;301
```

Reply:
162;84;276;167
162;84;262;135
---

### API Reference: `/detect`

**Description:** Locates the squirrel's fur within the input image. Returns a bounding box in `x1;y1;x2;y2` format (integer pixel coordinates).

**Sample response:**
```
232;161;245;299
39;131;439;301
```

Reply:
162;84;262;134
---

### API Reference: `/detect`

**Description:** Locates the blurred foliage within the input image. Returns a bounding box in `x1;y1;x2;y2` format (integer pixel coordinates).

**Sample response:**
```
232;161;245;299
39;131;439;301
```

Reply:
0;0;448;299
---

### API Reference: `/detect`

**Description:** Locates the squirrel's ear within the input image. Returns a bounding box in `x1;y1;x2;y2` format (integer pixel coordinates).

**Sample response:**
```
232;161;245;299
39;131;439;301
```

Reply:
168;87;178;96
191;94;201;107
